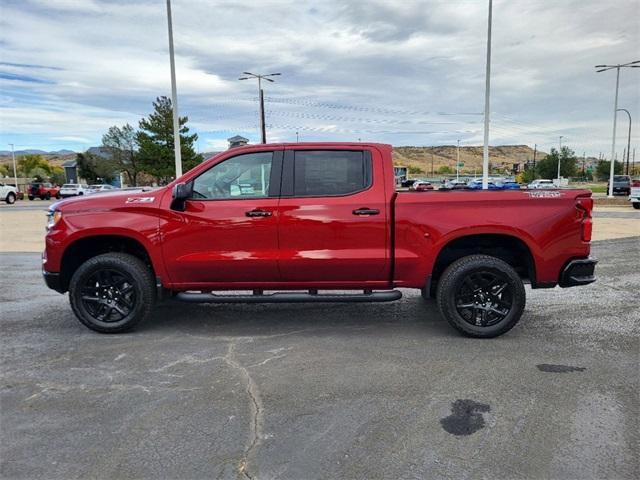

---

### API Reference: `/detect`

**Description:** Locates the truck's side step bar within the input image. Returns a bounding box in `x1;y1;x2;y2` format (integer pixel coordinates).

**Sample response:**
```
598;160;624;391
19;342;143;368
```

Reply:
174;289;402;304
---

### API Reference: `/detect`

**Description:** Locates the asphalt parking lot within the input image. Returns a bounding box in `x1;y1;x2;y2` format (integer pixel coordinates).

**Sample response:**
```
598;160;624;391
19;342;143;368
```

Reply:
1;237;638;479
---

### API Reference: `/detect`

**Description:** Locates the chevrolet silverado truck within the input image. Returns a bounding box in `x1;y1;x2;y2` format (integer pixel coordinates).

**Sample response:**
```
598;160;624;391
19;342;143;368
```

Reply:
43;143;597;337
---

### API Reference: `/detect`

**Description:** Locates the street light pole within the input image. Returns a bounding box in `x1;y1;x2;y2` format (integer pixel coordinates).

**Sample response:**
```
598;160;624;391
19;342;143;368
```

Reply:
166;0;182;178
456;139;460;182
8;143;18;191
616;108;632;175
557;135;563;180
595;60;639;198
238;72;281;144
482;0;493;190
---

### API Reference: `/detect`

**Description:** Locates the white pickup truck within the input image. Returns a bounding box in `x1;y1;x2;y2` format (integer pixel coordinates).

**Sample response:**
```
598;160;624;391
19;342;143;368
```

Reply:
630;183;640;209
0;182;18;204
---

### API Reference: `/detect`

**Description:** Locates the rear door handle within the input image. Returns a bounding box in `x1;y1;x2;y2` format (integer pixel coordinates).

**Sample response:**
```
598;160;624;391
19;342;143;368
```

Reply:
353;207;380;216
246;209;273;217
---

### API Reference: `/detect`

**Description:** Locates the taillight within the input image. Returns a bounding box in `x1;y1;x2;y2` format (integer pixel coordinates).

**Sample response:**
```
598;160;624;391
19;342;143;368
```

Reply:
576;196;593;242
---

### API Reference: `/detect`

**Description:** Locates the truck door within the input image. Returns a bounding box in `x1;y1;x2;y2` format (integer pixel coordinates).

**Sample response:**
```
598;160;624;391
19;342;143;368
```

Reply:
160;150;282;286
277;147;390;284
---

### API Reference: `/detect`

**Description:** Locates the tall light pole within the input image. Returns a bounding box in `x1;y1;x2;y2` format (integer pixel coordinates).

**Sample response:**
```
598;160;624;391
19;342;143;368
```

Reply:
166;0;182;178
456;139;460;181
239;72;281;143
557;135;563;180
8;143;18;191
595;61;639;198
616;108;632;175
482;0;493;190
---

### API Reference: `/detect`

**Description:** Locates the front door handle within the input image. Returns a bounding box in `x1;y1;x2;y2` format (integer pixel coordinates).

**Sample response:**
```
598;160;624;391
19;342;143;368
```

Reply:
353;207;380;216
246;209;273;217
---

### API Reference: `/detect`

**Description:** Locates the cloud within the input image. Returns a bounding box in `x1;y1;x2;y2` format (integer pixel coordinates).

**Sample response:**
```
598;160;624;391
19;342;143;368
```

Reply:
0;0;638;155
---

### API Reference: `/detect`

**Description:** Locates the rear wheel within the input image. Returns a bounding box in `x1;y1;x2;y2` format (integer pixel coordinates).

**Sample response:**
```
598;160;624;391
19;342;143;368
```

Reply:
55;192;61;199
633;203;640;210
69;253;156;333
5;193;15;204
436;255;525;338
28;196;34;201
44;192;51;200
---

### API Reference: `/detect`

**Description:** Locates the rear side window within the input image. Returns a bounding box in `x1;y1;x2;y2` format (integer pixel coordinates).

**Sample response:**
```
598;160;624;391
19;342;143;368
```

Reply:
293;150;371;196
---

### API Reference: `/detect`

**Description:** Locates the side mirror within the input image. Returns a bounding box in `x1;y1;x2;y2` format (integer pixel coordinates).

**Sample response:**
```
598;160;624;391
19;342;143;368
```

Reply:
171;182;191;211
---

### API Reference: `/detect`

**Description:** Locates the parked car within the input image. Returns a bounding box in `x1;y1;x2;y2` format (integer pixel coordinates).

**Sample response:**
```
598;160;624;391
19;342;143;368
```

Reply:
528;179;555;189
467;178;500;190
87;184;117;194
409;181;434;191
28;182;60;200
401;179;418;188
443;179;469;190
629;180;640;209
496;180;521;190
606;175;631;196
0;182;18;204
59;183;90;198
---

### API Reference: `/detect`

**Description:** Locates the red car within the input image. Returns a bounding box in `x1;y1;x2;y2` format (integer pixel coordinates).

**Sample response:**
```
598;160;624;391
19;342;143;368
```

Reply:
28;182;60;200
43;143;596;337
411;181;434;191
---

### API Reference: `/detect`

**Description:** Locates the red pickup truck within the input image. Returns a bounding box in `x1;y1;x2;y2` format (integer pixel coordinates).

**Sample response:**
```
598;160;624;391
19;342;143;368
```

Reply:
43;143;596;337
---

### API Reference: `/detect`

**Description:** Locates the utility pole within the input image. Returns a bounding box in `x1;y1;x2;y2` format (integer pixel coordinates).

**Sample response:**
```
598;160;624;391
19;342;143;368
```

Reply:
616;108;632;175
431;149;434;176
532;144;537;178
239;72;281;144
166;0;182;178
557;135;563;180
482;0;493;190
296;131;299;143
9;143;18;192
633;148;636;175
595;61;639;197
582;152;586;179
456;139;460;181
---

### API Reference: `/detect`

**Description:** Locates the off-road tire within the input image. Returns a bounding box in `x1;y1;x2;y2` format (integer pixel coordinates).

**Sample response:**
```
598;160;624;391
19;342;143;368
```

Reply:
5;193;15;204
69;253;156;333
436;254;526;338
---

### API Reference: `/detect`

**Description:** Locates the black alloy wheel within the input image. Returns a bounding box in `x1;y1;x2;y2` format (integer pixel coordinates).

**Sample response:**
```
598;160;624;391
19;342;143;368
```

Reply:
454;270;513;327
80;269;136;323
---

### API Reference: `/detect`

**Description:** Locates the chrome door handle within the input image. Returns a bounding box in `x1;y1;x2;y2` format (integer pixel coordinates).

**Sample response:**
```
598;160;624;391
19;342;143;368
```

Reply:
353;208;380;216
246;209;272;217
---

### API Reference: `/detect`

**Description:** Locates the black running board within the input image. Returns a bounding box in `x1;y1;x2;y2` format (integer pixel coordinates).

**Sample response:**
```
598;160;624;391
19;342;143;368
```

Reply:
174;290;402;304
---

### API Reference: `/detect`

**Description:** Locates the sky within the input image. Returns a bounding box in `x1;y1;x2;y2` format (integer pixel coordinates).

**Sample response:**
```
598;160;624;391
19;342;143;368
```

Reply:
0;0;638;157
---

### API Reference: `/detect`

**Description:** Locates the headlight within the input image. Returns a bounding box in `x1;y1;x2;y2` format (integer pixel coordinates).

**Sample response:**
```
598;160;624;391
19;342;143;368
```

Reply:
46;210;62;230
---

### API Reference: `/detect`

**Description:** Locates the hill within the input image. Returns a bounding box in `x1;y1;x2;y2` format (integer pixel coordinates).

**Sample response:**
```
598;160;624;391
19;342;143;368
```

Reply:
392;145;546;176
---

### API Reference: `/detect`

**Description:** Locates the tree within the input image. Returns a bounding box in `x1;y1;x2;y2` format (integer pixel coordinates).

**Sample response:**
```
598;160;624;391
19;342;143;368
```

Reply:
408;165;424;174
102;124;141;186
136;96;202;184
531;147;577;180
18;154;51;177
595;160;623;181
438;165;453;174
76;152;117;184
50;166;66;186
0;164;9;177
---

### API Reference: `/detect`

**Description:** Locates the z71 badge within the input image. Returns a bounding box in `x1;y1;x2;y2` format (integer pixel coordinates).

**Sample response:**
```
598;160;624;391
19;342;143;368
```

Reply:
125;197;155;203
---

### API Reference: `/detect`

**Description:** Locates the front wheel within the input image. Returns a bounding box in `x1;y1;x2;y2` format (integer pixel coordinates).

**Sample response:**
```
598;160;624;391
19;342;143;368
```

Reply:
55;193;61;199
28;196;34;201
69;253;156;333
5;193;15;204
436;255;526;338
633;203;640;210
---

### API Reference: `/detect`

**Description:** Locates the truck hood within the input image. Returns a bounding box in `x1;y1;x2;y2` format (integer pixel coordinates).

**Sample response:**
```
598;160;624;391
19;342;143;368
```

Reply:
50;187;165;213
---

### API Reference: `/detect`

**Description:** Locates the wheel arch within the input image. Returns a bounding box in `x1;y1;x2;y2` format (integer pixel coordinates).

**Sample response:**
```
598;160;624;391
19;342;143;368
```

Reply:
428;232;537;296
59;234;157;293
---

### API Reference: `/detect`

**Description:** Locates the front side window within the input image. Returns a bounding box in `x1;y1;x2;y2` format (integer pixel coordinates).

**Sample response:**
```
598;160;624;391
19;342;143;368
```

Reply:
191;151;273;200
293;150;370;196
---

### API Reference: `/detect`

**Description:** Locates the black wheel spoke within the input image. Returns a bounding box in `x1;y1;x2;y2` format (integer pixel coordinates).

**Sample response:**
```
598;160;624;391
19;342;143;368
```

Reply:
455;269;513;328
81;267;136;323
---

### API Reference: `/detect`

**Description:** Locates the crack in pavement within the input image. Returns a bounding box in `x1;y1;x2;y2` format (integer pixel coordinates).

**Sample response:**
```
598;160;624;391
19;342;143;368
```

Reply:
223;341;263;480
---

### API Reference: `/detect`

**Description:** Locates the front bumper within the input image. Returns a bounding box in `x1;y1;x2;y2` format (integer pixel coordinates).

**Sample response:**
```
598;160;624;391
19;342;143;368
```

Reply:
43;270;64;293
559;257;597;288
